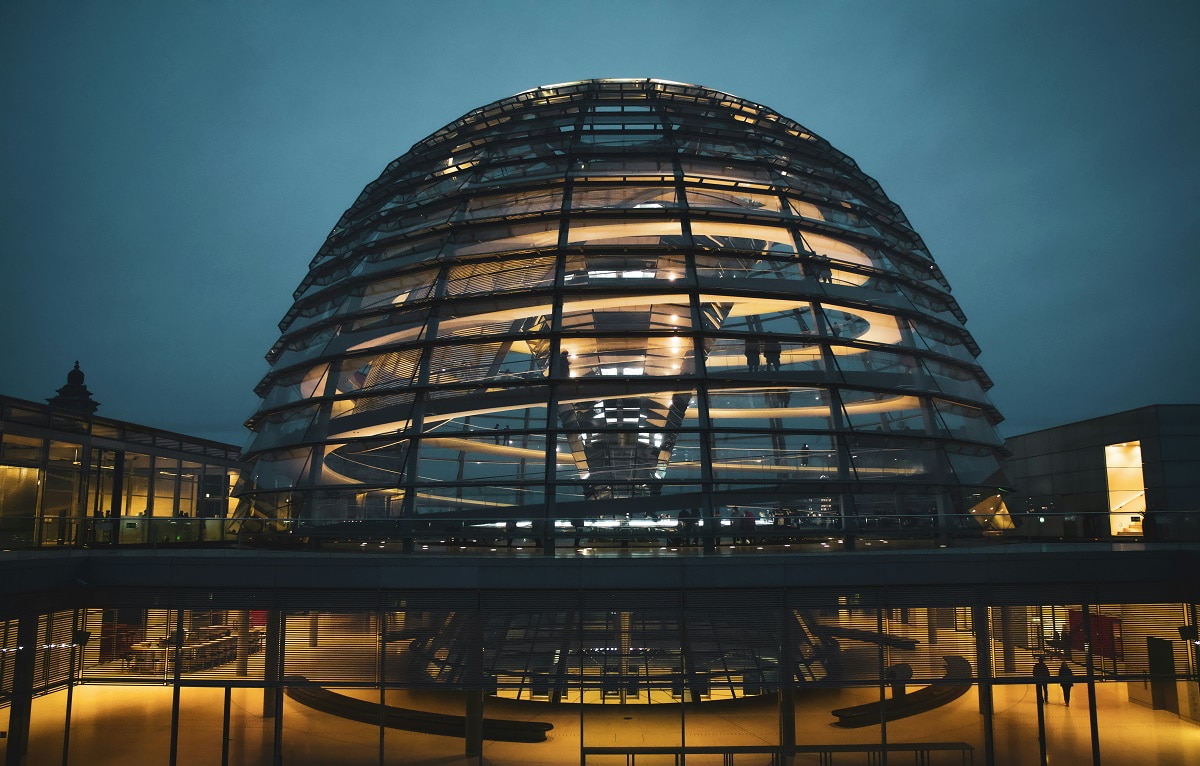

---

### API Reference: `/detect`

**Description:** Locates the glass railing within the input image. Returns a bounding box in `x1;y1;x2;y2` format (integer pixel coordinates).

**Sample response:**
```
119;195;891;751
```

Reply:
4;510;1195;552
0;516;238;549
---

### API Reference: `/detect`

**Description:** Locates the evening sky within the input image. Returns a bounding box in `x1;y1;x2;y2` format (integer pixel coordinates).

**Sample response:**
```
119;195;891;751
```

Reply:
1;1;1197;444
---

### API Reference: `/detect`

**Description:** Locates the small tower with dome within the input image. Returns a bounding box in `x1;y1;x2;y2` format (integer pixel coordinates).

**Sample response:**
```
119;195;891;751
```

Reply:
47;361;100;415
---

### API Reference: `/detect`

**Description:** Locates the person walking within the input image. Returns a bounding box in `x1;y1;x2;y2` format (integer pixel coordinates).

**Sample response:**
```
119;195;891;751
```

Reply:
739;509;756;544
763;338;782;371
677;507;697;546
1032;657;1050;703
1057;662;1074;706
744;338;761;371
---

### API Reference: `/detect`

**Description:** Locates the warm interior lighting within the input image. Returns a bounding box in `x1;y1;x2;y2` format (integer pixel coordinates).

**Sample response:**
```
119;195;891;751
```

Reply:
239;78;1009;529
1106;441;1145;535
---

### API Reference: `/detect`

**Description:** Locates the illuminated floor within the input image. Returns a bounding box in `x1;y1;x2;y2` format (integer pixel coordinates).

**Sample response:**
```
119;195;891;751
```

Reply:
11;675;1199;765
8;578;1197;764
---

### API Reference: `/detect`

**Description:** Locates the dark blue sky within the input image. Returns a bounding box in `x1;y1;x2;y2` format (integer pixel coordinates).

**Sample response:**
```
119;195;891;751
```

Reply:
2;1;1197;445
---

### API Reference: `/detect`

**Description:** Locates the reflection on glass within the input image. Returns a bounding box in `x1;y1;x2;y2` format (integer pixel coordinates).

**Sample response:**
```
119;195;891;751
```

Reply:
242;79;1009;535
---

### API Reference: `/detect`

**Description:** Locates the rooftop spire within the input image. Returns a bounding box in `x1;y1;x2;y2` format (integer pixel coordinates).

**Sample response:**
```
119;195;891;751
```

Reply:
47;361;100;415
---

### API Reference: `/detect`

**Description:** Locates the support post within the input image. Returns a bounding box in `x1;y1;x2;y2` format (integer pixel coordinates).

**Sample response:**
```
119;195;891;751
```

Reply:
1034;676;1047;766
263;610;281;718
61;610;81;766
778;599;795;764
465;690;484;759
972;605;995;766
876;607;887;754
5;614;38;766
264;607;285;766
1082;604;1102;766
221;687;232;766
999;605;1018;673
235;610;250;677
464;603;484;759
169;609;185;766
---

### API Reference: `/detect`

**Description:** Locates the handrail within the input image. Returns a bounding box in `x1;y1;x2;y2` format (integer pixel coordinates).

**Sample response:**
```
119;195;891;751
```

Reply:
2;509;1196;551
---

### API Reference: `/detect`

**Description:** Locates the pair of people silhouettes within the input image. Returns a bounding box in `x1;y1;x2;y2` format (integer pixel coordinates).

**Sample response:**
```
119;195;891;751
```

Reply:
745;338;782;371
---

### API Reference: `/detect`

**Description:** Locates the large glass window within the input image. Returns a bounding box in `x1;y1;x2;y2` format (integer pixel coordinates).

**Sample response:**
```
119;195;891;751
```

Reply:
1106;441;1146;535
563;252;688;284
1;590;1196;765
1;433;41;463
40;467;80;545
0;465;38;546
572;185;679;210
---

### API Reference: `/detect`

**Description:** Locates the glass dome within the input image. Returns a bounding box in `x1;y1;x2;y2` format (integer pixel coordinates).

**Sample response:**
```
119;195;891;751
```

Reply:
239;79;1011;546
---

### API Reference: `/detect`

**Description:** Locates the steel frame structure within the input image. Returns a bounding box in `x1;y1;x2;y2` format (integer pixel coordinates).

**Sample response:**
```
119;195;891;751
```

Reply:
240;79;1010;542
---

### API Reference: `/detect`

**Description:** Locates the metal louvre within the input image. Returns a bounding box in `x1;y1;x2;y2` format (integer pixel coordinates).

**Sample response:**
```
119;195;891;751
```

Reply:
31;609;75;694
284;611;380;684
879;585;987;609
0;617;16;702
277;591;380;612
579;589;682;613
1091;602;1191;677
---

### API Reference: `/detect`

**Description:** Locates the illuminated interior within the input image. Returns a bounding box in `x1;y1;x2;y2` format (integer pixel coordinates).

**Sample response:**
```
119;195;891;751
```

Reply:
239;79;1009;536
0;399;243;548
1106;441;1146;536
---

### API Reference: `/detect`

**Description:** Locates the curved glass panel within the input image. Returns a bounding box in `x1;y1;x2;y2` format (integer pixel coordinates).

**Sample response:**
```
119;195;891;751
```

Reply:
241;79;1009;534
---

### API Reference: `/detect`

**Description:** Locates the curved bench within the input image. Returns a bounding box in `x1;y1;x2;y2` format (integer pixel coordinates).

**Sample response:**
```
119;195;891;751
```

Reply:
831;656;971;728
283;677;553;742
820;626;919;650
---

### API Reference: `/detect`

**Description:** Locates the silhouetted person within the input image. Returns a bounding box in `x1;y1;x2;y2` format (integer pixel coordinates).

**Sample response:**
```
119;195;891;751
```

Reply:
737;509;755;544
678;508;697;546
744;339;761;371
815;254;833;283
763;338;782;371
1033;657;1050;703
1058;662;1074;706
